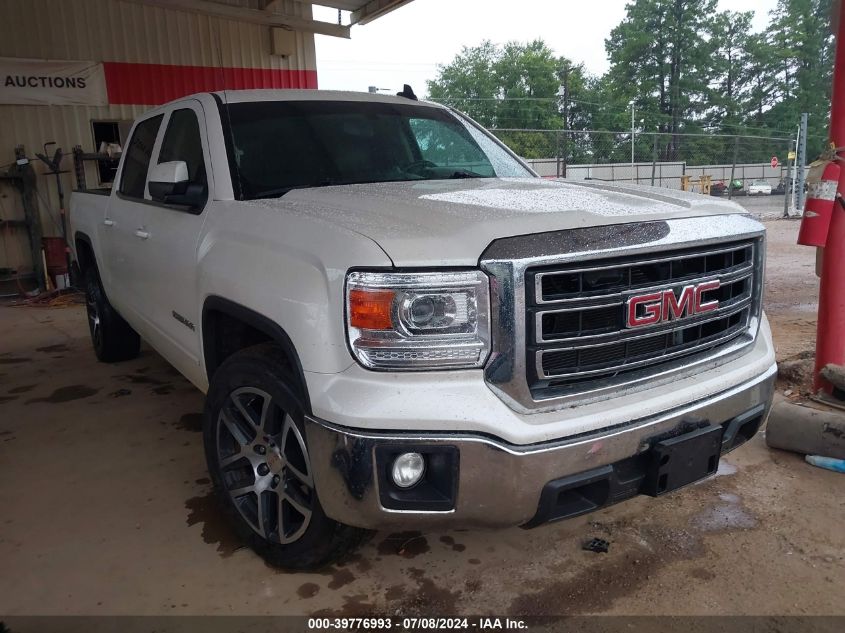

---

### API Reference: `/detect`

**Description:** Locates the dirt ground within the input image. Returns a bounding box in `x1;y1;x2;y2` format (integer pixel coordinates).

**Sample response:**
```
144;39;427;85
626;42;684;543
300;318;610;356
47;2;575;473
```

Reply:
763;218;822;393
0;218;843;618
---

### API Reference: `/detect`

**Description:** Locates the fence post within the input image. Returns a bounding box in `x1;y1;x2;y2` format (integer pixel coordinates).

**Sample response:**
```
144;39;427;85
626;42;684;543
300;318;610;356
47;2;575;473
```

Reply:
562;130;568;178
630;103;635;182
728;136;739;201
783;139;795;218
795;112;808;211
650;133;658;186
559;64;570;179
555;131;561;178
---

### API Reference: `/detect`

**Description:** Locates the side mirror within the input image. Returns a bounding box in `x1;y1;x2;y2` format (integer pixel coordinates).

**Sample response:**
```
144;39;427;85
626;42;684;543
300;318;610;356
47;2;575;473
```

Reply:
148;161;206;209
149;161;188;201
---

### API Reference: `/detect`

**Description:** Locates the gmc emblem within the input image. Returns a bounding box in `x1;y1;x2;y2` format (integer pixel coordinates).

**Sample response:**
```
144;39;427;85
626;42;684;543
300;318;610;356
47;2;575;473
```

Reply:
626;281;721;328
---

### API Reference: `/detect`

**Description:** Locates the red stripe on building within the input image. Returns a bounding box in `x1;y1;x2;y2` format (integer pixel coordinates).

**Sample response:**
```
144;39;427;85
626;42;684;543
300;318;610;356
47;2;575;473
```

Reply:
102;62;318;105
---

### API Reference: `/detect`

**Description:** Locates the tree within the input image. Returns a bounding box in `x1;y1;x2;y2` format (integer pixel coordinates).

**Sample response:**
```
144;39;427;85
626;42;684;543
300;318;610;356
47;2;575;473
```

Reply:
605;0;719;159
707;11;755;129
427;41;500;129
741;33;781;125
759;0;834;148
427;40;581;157
427;0;836;164
571;74;637;163
494;40;564;130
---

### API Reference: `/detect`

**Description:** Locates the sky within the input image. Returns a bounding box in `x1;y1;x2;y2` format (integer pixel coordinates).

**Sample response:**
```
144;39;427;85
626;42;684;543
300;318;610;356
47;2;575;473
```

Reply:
313;0;779;95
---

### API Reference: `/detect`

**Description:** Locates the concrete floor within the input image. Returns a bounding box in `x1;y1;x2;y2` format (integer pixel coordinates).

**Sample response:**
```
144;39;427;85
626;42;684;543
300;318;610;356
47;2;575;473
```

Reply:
1;219;843;617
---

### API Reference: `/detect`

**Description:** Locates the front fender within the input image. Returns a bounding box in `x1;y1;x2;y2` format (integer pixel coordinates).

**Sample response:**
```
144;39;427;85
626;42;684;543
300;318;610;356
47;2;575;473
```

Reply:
197;200;393;376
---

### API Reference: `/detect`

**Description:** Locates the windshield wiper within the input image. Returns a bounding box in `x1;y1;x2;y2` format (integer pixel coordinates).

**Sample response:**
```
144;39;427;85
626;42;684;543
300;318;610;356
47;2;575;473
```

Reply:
449;170;486;179
251;180;336;199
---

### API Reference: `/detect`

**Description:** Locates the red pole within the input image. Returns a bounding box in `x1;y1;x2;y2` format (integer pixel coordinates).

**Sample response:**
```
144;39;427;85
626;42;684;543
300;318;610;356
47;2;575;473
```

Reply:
814;0;845;394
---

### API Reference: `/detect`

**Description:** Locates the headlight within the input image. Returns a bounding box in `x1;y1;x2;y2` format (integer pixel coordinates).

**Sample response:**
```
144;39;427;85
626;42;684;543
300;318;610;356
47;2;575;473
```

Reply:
345;270;491;370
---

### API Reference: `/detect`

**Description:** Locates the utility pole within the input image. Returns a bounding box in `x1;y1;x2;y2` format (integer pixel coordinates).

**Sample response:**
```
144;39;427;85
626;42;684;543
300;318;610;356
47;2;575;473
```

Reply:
790;124;801;215
651;132;658;186
558;63;570;178
795;112;809;212
630;102;636;182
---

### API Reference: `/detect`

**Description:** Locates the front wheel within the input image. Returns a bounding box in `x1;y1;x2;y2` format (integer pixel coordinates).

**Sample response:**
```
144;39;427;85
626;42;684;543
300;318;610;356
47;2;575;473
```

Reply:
203;343;369;570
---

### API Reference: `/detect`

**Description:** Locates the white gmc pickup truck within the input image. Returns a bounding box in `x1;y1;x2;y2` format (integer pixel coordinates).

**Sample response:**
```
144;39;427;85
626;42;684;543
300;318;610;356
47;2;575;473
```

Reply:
70;89;777;570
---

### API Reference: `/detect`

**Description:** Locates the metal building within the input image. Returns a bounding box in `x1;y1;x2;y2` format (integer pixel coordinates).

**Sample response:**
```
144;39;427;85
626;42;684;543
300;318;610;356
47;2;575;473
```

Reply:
0;0;411;286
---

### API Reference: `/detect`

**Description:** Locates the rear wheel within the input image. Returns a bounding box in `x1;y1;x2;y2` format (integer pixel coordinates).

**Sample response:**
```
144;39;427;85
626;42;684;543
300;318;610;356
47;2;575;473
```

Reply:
84;268;141;362
203;343;369;570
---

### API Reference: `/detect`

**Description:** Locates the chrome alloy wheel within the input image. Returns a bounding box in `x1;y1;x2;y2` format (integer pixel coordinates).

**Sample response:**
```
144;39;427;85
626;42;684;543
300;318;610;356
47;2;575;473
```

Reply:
215;387;313;544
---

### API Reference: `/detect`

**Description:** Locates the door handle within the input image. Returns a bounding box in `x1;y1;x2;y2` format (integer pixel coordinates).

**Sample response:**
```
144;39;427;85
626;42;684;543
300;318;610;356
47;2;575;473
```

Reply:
134;229;150;239
103;218;115;227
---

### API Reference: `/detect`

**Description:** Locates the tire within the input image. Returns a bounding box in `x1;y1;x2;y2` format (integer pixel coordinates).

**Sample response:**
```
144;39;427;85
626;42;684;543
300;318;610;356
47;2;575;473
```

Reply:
84;268;141;363
203;343;370;570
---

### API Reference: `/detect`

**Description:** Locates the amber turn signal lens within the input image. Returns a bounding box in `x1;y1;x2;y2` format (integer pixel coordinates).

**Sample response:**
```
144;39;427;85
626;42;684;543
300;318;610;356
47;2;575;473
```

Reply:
349;289;395;330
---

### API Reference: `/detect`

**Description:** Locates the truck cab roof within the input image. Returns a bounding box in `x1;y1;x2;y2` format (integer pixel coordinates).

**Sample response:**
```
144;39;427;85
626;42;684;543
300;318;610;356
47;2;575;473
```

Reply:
168;88;446;108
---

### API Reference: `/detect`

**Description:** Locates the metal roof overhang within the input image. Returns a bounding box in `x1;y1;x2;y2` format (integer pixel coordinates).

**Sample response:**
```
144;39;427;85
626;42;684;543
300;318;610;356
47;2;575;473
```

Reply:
121;0;415;38
315;0;415;25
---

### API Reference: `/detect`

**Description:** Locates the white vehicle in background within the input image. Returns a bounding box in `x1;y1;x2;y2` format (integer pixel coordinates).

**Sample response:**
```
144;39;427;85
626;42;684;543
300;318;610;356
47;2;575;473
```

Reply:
748;179;773;196
69;89;777;570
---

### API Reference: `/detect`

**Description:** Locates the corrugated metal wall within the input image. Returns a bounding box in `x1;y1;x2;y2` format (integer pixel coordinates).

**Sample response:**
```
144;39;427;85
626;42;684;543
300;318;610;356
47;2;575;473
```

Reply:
0;0;317;275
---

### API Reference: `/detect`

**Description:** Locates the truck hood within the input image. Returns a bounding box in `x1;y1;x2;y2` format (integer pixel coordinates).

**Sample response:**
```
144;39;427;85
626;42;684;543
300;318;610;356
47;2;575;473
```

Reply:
250;178;749;266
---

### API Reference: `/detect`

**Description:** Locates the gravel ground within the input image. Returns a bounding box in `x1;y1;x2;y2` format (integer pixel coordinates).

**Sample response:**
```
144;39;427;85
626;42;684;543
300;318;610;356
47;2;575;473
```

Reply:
762;218;820;392
734;193;793;218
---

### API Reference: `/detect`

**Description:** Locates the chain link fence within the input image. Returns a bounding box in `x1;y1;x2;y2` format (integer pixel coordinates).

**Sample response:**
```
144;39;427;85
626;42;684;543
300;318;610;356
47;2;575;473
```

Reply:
490;129;798;193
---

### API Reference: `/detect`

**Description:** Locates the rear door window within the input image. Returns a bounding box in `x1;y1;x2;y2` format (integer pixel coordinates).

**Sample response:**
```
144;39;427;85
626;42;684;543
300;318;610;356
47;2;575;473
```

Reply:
119;114;164;199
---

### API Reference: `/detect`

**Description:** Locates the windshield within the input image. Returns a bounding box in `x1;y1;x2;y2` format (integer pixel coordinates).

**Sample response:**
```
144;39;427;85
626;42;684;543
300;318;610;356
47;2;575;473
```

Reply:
223;100;535;200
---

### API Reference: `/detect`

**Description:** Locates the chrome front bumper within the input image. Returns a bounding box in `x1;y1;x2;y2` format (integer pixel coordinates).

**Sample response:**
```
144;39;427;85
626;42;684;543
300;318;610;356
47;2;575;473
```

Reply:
304;362;777;530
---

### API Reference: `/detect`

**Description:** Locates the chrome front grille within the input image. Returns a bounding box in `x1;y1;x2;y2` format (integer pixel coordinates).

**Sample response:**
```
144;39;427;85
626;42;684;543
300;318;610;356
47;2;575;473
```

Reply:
526;241;758;397
480;215;766;413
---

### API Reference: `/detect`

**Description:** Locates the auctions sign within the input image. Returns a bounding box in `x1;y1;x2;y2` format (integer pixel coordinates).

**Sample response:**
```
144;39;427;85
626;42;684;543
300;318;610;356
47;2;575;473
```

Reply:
0;57;107;106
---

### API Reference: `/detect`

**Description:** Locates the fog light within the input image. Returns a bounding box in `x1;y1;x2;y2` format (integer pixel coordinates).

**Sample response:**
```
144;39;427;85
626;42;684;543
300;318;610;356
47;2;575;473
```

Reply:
391;452;425;488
